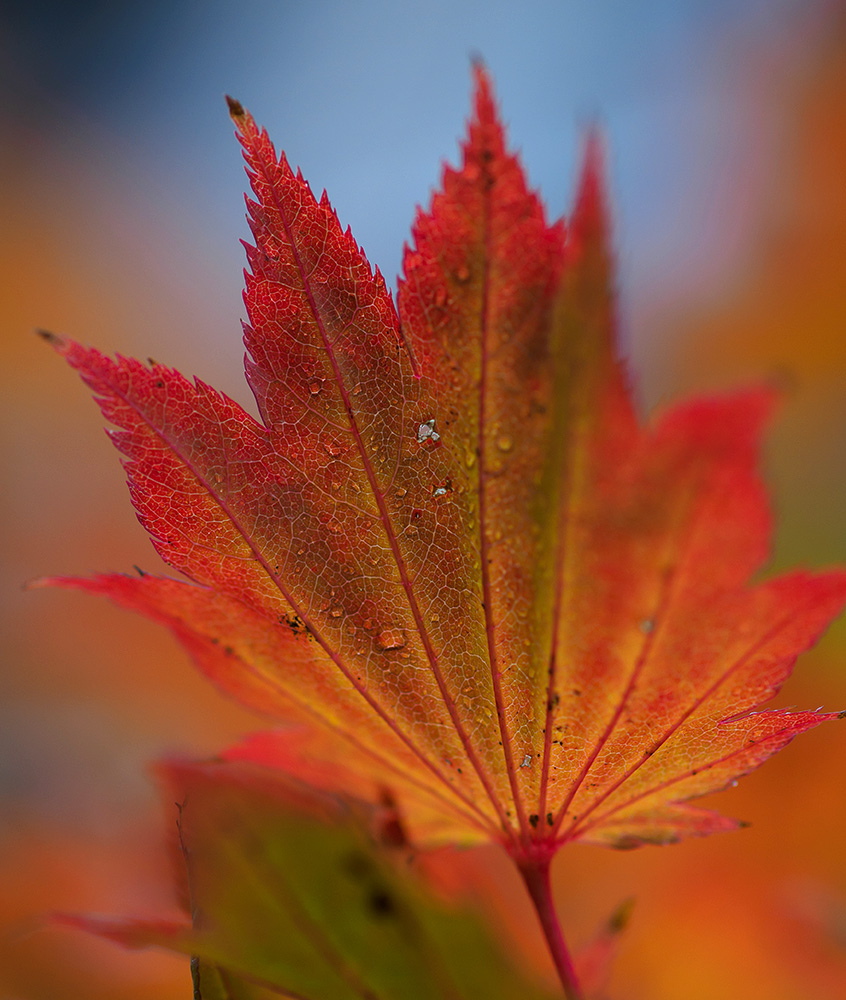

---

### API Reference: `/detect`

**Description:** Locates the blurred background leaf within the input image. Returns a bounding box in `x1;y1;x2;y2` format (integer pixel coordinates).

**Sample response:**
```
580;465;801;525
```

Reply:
70;761;560;1000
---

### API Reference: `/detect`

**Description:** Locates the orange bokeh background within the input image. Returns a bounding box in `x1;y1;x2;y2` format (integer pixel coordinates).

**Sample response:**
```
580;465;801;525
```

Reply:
2;5;846;998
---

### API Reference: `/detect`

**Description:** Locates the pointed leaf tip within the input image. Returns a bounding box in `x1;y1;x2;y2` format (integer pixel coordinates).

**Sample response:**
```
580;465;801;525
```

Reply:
225;95;245;120
572;129;608;243
35;328;62;346
470;56;488;80
471;61;496;123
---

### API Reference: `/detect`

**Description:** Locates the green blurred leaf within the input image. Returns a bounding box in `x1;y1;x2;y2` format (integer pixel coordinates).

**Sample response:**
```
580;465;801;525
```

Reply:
72;761;556;1000
191;959;285;999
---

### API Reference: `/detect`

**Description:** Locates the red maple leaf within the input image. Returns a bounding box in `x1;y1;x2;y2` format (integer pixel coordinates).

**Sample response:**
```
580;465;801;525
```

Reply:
42;67;846;997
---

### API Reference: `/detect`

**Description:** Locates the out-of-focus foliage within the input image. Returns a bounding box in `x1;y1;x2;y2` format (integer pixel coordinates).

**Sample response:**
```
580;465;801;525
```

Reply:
70;760;559;1000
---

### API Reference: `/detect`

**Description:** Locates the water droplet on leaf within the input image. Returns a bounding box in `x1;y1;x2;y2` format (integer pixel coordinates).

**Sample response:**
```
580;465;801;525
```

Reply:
417;418;440;444
376;628;407;651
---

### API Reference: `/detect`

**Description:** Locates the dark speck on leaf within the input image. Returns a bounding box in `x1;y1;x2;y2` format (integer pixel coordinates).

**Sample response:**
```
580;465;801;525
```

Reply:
282;612;310;638
367;888;396;918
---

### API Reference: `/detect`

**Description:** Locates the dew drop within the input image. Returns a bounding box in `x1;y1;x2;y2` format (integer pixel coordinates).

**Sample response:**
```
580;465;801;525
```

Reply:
639;619;655;634
329;604;344;618
376;628;407;651
455;265;471;283
432;479;452;498
520;754;532;768
434;287;447;307
417;418;440;444
324;438;346;457
396;487;408;499
496;434;513;453
309;380;322;395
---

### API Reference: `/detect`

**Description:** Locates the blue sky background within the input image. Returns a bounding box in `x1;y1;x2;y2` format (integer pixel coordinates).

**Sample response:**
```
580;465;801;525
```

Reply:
2;0;831;384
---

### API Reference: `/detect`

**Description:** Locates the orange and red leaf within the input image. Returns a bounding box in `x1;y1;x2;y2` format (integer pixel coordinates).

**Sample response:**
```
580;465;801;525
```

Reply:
46;68;846;859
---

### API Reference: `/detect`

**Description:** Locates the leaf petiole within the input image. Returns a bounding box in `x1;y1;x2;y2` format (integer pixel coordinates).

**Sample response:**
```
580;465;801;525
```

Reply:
517;855;583;1000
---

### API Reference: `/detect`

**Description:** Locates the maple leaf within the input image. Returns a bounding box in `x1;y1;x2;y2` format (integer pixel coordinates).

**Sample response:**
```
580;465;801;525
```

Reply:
43;66;846;994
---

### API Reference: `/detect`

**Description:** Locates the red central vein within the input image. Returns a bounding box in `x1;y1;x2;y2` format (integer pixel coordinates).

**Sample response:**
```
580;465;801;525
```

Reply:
537;394;586;828
562;589;825;841
550;559;676;839
254;148;513;838
475;161;529;844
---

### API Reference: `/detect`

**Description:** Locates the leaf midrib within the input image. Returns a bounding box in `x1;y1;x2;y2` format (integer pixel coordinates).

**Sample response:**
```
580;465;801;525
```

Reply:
244;137;514;836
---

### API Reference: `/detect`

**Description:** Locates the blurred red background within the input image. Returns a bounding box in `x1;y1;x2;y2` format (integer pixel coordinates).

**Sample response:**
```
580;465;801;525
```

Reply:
2;4;846;998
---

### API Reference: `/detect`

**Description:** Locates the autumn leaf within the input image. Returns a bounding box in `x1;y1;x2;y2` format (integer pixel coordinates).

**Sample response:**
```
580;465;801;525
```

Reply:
43;67;846;862
62;760;559;1000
